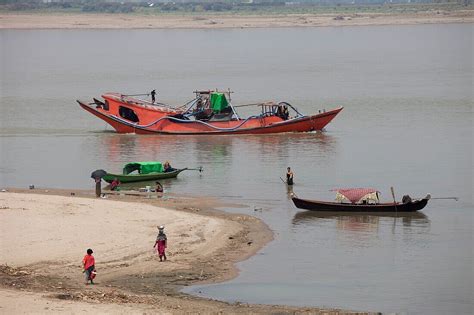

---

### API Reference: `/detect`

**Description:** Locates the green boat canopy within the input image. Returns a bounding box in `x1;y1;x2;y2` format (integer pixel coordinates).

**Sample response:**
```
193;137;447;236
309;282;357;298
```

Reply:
123;162;163;175
210;92;229;113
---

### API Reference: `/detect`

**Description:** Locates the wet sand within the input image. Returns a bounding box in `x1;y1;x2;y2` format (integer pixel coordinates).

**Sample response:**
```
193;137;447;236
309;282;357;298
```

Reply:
0;10;472;29
0;189;378;314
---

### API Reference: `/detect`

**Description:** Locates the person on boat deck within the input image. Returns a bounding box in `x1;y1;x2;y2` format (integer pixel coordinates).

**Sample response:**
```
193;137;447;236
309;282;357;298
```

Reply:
82;248;95;285
153;225;167;262
110;178;121;191
163;161;176;173
277;105;290;120
150;89;156;104
282;106;289;120
155;181;163;193
286;167;294;186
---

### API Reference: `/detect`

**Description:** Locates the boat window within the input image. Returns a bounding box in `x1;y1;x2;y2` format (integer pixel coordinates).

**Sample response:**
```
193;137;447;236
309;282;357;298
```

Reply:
119;106;139;123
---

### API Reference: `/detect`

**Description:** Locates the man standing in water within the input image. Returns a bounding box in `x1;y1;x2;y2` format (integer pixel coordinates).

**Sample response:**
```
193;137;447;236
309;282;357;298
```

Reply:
286;167;294;185
154;225;167;262
150;89;156;104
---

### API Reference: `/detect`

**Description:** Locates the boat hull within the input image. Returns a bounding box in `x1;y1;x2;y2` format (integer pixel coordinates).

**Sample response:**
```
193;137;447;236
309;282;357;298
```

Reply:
78;100;343;135
292;196;429;212
103;169;185;183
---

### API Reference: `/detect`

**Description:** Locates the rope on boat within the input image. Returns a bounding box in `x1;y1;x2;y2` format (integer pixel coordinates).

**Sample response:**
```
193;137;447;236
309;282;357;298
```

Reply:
121;94;196;112
112;112;308;132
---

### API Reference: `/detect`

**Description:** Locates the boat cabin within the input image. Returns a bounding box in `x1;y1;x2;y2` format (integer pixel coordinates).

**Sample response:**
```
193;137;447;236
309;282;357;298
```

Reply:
189;90;235;122
185;90;297;123
122;162;164;175
333;188;380;205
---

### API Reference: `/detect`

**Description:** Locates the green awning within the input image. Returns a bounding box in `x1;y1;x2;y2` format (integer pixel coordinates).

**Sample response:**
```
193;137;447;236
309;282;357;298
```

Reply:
210;92;228;113
123;162;163;175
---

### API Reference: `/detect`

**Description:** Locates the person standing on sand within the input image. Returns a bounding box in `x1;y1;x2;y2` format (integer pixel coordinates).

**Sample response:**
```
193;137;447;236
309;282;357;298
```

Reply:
94;178;101;197
153;226;167;262
286;167;294;186
82;248;95;285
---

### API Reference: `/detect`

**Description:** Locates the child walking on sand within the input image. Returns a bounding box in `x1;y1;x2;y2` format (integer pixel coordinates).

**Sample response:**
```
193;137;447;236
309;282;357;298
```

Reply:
153;226;167;262
82;248;95;284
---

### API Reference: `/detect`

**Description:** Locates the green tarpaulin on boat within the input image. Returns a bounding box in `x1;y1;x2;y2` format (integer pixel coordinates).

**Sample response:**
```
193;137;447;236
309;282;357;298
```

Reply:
210;92;228;113
123;162;163;175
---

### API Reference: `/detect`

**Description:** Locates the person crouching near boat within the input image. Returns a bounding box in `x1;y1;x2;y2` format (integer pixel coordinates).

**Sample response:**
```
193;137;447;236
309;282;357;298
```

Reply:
110;177;121;191
155;181;163;193
153;226;167;262
82;248;96;285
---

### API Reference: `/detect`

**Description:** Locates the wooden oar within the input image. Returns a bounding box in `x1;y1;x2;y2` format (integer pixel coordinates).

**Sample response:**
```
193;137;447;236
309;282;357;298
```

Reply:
390;186;398;232
121;93;150;97
391;186;398;214
186;166;203;173
426;197;458;201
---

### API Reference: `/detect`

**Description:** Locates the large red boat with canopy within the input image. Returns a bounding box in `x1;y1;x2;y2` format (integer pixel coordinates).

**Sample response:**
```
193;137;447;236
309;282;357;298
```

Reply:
292;188;431;212
77;90;343;135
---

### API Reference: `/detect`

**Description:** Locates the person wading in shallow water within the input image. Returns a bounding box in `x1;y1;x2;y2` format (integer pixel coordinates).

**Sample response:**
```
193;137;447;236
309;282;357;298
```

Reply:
286;167;294;186
153;225;167;262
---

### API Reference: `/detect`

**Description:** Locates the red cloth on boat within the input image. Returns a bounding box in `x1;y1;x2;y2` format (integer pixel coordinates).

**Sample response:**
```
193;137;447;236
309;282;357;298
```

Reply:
82;254;95;270
332;188;378;204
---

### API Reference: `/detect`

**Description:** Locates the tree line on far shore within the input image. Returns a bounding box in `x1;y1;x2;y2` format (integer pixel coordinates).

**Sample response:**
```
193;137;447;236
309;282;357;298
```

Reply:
0;0;471;14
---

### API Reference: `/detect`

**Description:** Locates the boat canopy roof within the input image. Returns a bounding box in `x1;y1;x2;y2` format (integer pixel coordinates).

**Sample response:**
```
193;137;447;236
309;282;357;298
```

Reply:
123;162;163;175
332;188;380;204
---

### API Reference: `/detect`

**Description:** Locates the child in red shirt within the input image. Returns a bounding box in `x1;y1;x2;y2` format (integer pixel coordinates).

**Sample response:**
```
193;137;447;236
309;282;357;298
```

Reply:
82;248;95;284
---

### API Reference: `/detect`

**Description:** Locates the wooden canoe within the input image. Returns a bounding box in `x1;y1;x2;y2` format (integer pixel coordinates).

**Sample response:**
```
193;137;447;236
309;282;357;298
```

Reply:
291;195;430;212
102;168;187;183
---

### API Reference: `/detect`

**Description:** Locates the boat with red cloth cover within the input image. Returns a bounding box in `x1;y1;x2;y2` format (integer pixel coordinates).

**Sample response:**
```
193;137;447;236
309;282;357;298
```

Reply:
292;188;430;212
77;90;343;135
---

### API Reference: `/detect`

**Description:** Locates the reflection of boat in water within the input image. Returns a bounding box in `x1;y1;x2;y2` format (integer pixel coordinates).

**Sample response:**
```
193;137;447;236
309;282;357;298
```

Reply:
292;188;430;212
78;90;343;135
102;161;197;183
292;211;430;230
293;210;429;224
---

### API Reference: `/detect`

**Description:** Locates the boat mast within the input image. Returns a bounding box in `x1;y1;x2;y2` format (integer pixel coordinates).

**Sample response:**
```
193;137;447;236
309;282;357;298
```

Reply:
224;88;240;120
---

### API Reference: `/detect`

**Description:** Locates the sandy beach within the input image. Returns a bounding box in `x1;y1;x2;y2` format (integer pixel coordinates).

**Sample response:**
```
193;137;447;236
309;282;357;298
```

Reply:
0;10;472;29
0;189;377;314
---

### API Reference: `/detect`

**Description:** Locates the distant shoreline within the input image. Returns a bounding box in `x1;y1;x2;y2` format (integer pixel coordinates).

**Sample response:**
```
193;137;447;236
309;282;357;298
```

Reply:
1;9;472;29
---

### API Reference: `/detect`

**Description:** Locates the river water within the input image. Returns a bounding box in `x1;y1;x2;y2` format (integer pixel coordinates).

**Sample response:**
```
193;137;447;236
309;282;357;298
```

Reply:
1;24;472;314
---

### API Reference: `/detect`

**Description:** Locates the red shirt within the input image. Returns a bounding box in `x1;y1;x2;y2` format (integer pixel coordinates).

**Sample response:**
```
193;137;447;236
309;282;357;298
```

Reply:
83;254;95;270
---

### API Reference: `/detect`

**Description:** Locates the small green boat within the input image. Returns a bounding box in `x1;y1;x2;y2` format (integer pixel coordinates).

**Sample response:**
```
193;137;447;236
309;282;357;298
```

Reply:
102;161;189;183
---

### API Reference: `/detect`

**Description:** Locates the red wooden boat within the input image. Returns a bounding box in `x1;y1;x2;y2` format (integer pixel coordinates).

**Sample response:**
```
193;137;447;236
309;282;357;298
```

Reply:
292;189;431;212
77;90;343;135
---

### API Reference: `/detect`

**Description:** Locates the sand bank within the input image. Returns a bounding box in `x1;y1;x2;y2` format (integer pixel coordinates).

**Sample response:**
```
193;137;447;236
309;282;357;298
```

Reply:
0;10;472;29
0;190;376;314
